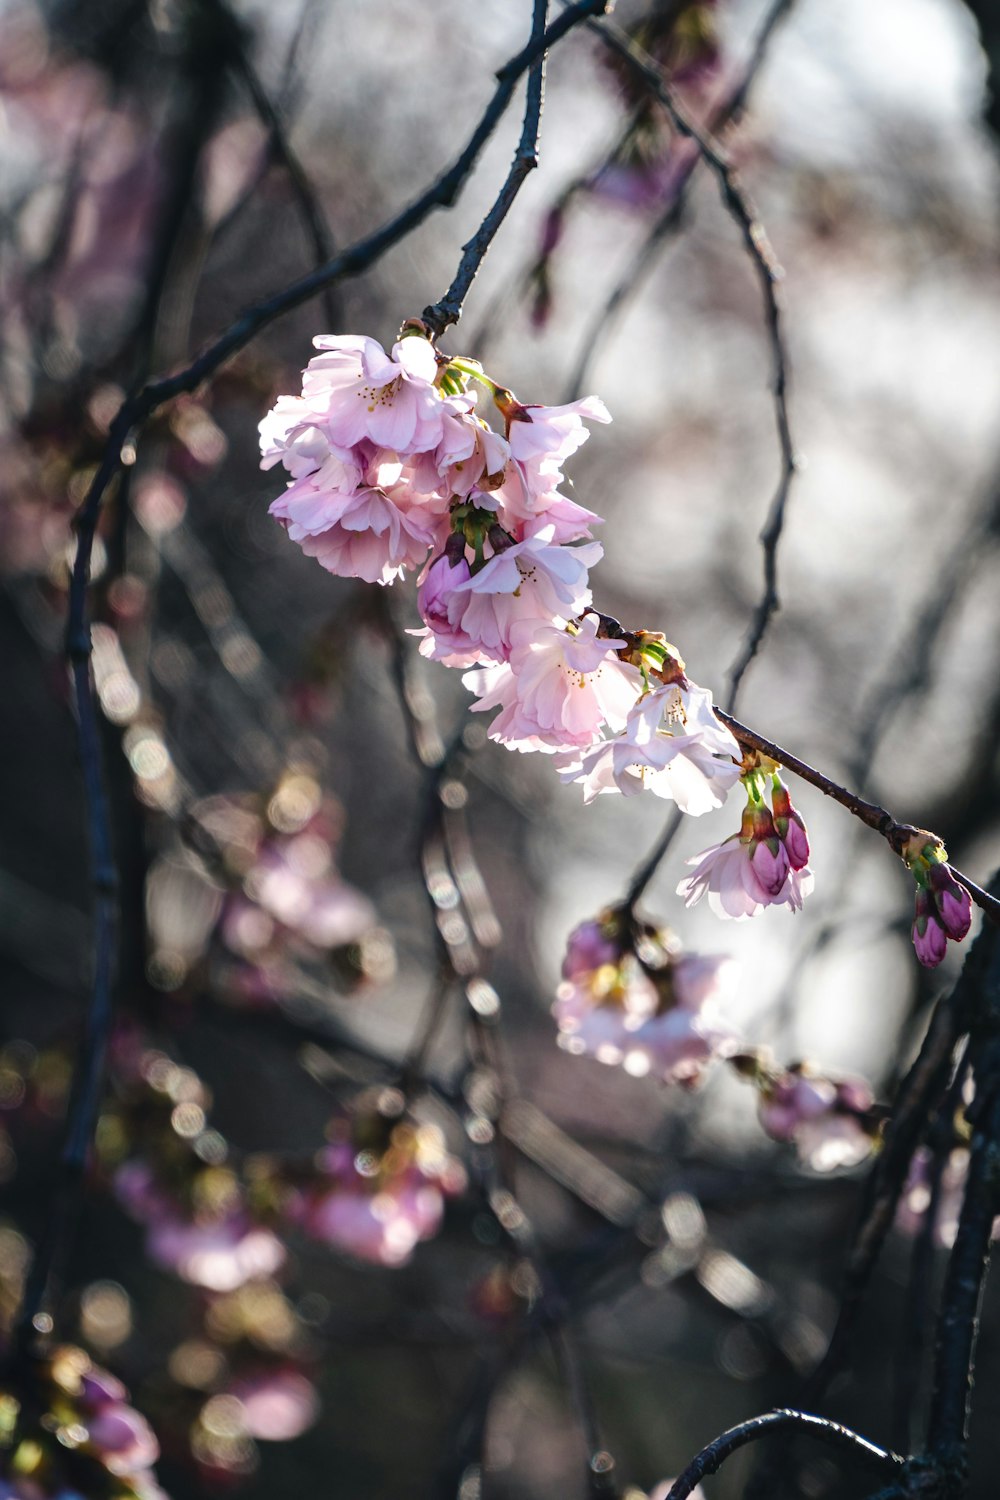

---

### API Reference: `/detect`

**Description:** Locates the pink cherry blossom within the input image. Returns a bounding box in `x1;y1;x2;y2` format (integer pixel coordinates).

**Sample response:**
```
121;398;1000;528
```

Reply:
86;1405;161;1477
678;797;815;920
771;780;810;870
271;471;436;586
422;407;510;498
505;395;611;481
292;1127;465;1268
145;1216;286;1292
71;1358;163;1489
554;939;738;1085
413;553;487;668
561;681;740;814
227;1370;320;1442
463;616;641;753
302;333;452;453
759;1069;876;1172
448;527;602;659
240;833;375;951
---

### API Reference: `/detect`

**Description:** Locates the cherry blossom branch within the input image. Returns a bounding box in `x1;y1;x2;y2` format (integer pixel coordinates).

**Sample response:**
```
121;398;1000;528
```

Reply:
716;710;1000;925
663;1408;905;1500
564;0;794;402
576;10;798;712
927;1019;1000;1464
803;988;967;1403
894;1118;951;1452
423;0;551;337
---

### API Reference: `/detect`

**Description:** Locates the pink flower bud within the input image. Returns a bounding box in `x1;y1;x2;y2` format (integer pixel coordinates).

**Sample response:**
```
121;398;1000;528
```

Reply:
748;806;789;896
912;889;948;967
771;783;810;870
928;863;972;941
561;918;621;980
417;553;470;630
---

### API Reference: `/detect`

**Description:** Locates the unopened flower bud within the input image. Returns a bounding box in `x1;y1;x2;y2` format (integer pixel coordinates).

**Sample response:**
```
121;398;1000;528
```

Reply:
927;862;972;941
770;780;810;870
912;887;948;968
748;805;789;896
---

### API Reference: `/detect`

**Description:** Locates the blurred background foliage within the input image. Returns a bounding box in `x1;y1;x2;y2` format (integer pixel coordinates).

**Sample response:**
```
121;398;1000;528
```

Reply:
2;0;1000;1496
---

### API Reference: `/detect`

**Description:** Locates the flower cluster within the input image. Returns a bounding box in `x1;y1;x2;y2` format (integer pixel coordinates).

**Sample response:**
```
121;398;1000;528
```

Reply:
145;772;390;1006
165;1283;320;1483
902;833;972;968
0;1347;165;1500
280;1100;466;1268
553;910;739;1084
734;1054;880;1172
101;1044;285;1294
678;768;813;919
261;330;743;821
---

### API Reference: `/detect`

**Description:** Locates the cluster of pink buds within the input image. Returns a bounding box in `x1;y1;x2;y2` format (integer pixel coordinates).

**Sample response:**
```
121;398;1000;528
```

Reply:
901;832;972;967
678;767;814;919
102;1046;285;1294
0;1347;165;1500
733;1055;880;1172
281;1096;466;1268
553;909;739;1084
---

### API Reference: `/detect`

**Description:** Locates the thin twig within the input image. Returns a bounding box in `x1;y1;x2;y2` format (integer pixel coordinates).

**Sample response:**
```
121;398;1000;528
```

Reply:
717;709;1000;926
664;1408;905;1500
564;0;794;402
623;808;684;912
575;9;798;711
424;0;553;336
217;0;342;328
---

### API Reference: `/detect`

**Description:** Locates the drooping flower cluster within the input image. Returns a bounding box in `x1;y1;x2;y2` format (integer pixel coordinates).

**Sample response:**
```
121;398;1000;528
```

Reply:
166;1282;320;1483
678;768;813;919
553;909;740;1084
144;772;390;1006
902;832;972;968
733;1054;881;1172
101;1044;285;1294
260;329;742;821
279;1097;466;1268
0;1347;165;1500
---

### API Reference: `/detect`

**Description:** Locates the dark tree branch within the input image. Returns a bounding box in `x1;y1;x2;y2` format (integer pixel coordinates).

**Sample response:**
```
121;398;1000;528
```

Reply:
927;1003;1000;1469
664;1408;905;1500
424;0;552;336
